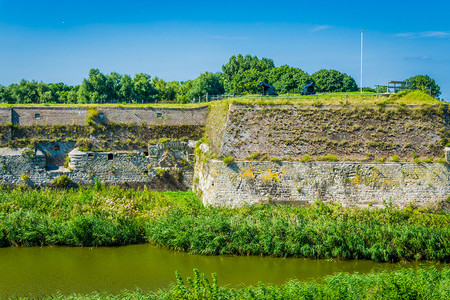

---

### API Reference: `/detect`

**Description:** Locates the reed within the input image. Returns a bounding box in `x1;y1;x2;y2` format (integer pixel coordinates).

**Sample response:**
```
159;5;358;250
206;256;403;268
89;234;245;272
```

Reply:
48;266;450;299
0;187;449;262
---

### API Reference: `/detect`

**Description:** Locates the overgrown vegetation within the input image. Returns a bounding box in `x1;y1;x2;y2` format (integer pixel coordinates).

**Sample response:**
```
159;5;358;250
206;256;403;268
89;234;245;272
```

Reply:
43;266;450;299
1;123;204;151
0;188;449;263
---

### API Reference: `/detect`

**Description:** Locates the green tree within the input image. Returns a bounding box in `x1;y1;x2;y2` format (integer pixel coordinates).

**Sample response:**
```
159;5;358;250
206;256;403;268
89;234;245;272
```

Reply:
176;80;194;103
406;75;441;98
264;65;311;94
77;79;91;104
222;54;275;93
87;69;108;103
67;87;78;104
152;77;179;101
0;85;12;103
312;69;357;92
107;72;122;102
118;74;134;103
342;74;358;92
132;73;158;103
186;72;225;100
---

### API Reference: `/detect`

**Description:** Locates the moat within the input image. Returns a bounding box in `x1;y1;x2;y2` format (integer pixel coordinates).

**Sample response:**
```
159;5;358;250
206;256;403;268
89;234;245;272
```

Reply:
0;244;443;298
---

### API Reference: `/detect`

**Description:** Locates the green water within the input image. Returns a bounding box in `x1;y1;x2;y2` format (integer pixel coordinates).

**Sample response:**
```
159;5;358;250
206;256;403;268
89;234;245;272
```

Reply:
0;244;440;298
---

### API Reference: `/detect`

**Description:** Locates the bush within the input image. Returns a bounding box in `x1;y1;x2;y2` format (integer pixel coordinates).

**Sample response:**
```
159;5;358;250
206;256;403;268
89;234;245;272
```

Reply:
156;168;165;177
20;174;30;182
86;107;100;125
52;175;72;187
223;156;234;166
317;154;338;162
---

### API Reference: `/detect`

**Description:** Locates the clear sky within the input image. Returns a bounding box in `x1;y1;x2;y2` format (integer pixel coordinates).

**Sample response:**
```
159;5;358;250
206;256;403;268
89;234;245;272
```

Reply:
1;0;449;100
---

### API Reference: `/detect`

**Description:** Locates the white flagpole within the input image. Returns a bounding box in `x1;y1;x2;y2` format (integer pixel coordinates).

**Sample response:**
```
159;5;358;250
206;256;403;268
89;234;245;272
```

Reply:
360;30;363;93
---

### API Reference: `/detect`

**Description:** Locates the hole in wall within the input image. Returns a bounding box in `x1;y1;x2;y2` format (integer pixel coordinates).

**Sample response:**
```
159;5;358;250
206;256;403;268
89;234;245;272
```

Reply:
108;153;113;160
157;113;162;118
35;114;40;119
88;153;94;158
54;145;60;151
143;151;149;157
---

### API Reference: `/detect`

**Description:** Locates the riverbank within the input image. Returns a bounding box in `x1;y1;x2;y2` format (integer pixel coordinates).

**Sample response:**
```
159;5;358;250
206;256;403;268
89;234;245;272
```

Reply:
46;266;450;299
0;186;449;262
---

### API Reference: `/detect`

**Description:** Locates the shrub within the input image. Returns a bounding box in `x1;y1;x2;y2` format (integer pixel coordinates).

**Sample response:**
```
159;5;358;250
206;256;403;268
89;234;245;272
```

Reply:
52;174;72;187
391;154;399;162
245;152;260;160
300;155;311;162
156;168;165;177
76;138;91;152
86;107;100;125
20;174;30;182
317;154;338;162
223;156;234;166
64;157;70;168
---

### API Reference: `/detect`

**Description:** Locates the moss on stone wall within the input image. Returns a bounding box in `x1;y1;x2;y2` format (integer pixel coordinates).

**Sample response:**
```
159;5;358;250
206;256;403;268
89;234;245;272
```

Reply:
1;124;204;151
221;104;450;160
205;100;232;156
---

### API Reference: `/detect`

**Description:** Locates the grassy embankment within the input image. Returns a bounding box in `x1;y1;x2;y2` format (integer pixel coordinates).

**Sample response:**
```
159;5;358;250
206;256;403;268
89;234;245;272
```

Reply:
1;187;449;263
0;90;443;108
45;267;450;299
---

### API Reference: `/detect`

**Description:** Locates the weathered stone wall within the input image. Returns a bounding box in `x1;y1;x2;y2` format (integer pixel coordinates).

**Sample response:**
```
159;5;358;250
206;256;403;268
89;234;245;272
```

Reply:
0;108;11;125
219;104;449;160
12;107;87;126
0;140;196;188
0;148;47;183
98;107;207;125
196;156;450;209
6;106;207;126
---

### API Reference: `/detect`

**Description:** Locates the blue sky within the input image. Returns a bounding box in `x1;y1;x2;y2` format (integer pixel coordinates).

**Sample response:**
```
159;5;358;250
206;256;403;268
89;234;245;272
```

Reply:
1;0;449;100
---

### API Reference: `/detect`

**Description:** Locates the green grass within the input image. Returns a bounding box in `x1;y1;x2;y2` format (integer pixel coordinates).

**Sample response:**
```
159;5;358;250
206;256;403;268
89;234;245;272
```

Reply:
0;91;443;109
0;102;208;108
0;187;449;263
47;266;450;299
229;90;444;106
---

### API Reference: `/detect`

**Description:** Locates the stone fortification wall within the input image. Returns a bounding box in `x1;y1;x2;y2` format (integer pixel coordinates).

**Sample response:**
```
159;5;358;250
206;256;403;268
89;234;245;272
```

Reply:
68;141;194;187
98;107;207;126
0;108;11;124
219;104;449;160
6;106;207;126
0;140;196;188
12;107;87;126
196;147;450;208
0;148;46;183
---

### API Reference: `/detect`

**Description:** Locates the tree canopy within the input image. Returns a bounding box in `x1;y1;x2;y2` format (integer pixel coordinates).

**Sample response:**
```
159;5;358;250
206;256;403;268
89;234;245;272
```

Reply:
311;69;358;93
0;54;440;104
406;75;441;98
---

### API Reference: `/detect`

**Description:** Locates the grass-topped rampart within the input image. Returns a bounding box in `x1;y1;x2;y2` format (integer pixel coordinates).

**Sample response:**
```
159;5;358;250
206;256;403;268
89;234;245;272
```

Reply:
1;187;449;263
219;102;449;161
